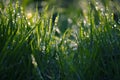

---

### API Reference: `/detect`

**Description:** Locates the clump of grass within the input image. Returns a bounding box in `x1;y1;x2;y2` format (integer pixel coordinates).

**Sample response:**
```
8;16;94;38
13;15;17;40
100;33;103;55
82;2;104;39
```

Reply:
0;0;120;80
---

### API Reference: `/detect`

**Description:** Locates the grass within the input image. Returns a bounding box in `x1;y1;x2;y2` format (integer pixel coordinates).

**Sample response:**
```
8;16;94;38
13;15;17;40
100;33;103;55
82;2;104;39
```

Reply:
0;0;120;80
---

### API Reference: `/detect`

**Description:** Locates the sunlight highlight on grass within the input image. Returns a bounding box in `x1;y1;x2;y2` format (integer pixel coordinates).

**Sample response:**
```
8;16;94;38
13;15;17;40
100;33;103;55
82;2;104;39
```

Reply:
26;12;33;19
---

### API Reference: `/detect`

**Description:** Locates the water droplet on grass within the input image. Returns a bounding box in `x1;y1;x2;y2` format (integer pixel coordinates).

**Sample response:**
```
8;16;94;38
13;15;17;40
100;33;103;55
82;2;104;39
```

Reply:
68;18;72;24
28;22;31;25
1;34;3;37
17;13;21;18
114;24;117;27
118;19;120;24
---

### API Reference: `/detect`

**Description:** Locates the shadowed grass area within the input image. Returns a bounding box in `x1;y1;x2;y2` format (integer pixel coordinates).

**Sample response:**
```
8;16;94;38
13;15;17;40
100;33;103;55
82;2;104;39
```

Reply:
0;0;120;80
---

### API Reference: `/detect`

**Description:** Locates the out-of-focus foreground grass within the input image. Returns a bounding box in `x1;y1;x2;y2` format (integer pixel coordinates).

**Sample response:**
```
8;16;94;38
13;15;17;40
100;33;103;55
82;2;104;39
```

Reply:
0;0;120;80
